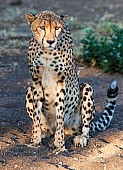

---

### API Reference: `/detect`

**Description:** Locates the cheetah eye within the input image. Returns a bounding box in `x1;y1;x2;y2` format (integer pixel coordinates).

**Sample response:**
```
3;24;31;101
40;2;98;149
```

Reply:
39;26;45;30
55;27;60;30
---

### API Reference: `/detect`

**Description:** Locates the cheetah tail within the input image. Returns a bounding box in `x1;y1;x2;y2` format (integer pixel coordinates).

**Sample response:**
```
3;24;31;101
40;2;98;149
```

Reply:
90;80;118;132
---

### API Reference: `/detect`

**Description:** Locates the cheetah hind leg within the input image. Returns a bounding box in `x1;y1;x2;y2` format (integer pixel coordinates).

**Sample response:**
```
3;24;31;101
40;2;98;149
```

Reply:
74;83;95;147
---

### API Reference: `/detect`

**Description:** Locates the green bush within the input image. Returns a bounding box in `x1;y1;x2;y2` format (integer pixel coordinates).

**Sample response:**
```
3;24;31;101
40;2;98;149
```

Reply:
81;26;123;73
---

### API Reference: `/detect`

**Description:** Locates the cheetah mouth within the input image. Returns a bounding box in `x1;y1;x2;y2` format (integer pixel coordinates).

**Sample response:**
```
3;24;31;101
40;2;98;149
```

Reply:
44;45;56;50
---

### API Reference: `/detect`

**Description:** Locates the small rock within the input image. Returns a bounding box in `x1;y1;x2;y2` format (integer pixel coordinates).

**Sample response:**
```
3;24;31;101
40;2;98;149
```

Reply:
59;161;63;165
15;164;18;168
9;0;22;6
73;157;79;161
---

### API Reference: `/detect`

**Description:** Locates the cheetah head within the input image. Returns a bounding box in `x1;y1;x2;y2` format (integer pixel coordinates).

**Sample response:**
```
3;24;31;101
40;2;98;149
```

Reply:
24;11;69;50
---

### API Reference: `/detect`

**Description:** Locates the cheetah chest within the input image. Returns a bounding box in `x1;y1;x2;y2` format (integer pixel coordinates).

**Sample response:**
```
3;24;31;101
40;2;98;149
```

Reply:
41;65;57;101
39;64;59;131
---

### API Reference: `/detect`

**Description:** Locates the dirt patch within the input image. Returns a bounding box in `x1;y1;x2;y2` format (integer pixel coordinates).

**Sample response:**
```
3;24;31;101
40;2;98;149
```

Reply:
0;0;123;170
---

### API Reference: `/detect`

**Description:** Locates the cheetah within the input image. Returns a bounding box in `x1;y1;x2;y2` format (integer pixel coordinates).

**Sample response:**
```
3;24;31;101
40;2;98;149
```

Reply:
24;11;118;152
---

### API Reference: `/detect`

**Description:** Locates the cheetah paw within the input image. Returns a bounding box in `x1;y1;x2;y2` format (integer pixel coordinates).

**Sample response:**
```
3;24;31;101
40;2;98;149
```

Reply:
30;136;41;146
74;134;89;147
51;142;67;154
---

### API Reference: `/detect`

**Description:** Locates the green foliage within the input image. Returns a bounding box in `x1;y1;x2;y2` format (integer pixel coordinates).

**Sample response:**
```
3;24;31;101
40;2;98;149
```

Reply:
81;26;123;73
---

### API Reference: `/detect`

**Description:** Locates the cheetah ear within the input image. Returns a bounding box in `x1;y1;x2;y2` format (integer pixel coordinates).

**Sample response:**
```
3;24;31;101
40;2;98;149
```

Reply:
24;13;36;25
60;15;69;22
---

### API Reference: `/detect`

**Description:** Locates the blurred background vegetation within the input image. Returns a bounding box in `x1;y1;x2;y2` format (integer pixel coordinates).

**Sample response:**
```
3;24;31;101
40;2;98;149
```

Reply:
0;0;123;73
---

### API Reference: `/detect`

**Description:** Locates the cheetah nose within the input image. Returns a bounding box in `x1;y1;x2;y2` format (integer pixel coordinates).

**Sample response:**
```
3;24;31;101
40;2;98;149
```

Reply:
46;40;55;45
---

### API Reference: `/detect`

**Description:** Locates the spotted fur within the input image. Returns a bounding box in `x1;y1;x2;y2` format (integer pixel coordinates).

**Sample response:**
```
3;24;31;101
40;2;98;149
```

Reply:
24;11;118;152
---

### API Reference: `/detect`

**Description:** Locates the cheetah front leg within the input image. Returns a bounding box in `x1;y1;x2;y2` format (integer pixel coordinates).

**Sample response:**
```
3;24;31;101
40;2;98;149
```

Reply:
53;82;66;153
74;83;95;147
26;84;43;146
26;86;34;120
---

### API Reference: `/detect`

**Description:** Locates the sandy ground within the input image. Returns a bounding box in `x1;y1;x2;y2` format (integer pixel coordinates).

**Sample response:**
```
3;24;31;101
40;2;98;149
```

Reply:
0;0;123;170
